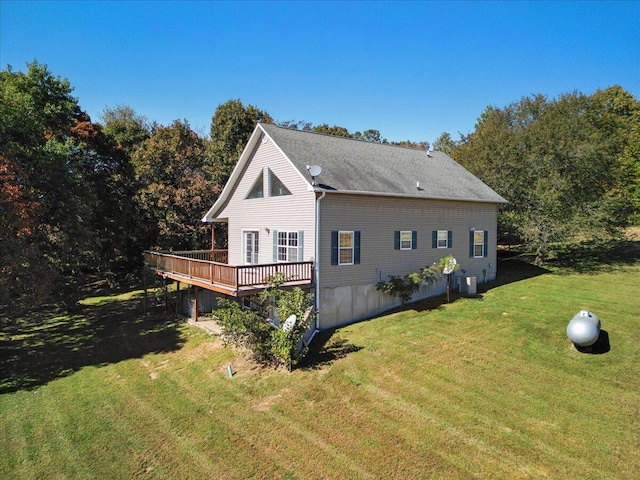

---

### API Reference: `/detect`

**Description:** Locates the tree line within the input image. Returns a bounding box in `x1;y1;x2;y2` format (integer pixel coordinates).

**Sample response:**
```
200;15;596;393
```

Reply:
1;61;638;309
437;88;640;264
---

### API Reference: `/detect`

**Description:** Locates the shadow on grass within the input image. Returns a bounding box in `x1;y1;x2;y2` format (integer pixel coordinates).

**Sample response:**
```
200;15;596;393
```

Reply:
0;293;184;394
489;258;551;288
300;329;363;370
395;258;551;314
574;330;611;355
298;257;553;368
551;238;640;273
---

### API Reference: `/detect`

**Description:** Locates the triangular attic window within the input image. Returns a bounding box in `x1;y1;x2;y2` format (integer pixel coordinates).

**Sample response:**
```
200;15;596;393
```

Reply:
245;171;264;199
269;169;291;197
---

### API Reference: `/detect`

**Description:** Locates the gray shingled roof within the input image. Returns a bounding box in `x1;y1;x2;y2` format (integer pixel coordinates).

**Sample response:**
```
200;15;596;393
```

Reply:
260;123;506;203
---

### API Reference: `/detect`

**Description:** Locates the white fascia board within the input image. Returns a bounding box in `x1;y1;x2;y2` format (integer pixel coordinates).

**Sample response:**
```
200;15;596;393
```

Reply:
314;188;508;204
201;125;264;222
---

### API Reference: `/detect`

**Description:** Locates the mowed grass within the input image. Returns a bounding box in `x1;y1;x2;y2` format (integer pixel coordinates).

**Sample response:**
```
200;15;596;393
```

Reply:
1;262;639;479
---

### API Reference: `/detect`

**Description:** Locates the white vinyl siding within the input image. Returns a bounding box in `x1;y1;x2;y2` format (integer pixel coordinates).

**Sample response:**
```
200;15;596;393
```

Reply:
213;135;315;266
320;194;498;289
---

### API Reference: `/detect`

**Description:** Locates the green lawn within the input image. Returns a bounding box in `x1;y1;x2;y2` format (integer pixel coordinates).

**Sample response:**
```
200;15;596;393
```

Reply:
1;260;639;479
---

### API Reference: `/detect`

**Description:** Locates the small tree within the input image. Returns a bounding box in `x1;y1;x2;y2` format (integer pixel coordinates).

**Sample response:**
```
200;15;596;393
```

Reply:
215;273;315;370
258;274;315;370
214;298;273;362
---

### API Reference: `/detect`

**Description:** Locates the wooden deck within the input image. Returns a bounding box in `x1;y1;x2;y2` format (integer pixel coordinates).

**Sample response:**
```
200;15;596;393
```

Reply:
144;250;314;296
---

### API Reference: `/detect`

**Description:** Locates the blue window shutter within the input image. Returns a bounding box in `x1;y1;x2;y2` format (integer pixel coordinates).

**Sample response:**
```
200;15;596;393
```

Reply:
354;231;361;264
432;230;437;248
273;230;278;262
448;230;453;249
394;231;400;250
469;231;474;258
298;231;304;261
331;231;338;265
483;230;489;257
412;230;417;250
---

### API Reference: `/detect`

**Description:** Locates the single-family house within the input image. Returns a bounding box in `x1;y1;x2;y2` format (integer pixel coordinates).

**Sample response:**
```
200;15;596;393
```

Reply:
145;123;507;341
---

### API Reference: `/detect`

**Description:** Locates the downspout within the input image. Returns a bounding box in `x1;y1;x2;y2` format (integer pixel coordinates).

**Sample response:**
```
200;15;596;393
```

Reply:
313;188;326;335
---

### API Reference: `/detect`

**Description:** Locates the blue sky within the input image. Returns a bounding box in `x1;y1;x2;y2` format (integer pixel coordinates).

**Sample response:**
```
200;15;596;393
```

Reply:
2;1;639;143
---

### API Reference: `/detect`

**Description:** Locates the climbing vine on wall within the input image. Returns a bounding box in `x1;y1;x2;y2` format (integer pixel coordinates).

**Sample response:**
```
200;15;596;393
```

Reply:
375;255;459;304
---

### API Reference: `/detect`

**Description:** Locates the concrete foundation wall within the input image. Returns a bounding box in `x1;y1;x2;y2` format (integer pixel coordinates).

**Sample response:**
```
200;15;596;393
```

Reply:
179;288;222;318
318;276;450;331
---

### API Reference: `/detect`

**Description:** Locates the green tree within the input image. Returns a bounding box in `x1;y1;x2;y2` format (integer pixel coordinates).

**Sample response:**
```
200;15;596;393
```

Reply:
0;61;96;307
69;111;144;272
390;139;430;151
279;121;395;145
100;104;153;155
132;120;213;250
618;120;640;221
207;99;273;185
433;132;459;155
311;123;351;138
0;61;145;308
452;88;639;264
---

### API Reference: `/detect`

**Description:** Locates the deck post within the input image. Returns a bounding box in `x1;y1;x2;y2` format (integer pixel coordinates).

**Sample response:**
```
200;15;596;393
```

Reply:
175;281;180;315
193;286;199;322
164;276;169;312
211;224;216;250
143;267;147;318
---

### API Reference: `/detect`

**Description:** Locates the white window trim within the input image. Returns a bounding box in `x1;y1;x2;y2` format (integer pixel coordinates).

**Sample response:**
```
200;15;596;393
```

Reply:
338;230;355;266
245;170;264;200
277;230;299;263
400;230;413;250
437;230;449;249
473;230;485;258
268;168;291;197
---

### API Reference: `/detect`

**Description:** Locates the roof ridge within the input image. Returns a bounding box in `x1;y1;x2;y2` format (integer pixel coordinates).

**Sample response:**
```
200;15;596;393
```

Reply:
260;122;434;154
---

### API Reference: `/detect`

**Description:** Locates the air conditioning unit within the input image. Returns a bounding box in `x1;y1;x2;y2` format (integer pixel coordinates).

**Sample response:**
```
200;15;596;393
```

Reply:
464;276;477;295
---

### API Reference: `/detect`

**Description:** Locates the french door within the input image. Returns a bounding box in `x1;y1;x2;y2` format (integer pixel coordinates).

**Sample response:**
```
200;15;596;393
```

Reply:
244;231;259;265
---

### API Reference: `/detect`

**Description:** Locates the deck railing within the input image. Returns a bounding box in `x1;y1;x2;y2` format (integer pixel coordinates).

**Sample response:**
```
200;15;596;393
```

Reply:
169;249;229;264
144;250;313;292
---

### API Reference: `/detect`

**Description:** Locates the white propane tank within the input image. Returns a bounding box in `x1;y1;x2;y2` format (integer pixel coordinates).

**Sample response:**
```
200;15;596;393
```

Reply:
566;310;601;347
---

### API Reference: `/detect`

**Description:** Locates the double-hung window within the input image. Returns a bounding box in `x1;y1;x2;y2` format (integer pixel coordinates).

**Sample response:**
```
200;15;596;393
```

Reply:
432;230;452;249
331;231;361;265
394;230;417;250
339;231;355;265
400;231;412;250
470;230;488;258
